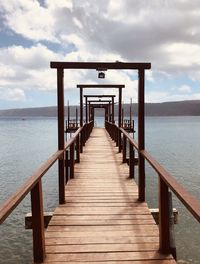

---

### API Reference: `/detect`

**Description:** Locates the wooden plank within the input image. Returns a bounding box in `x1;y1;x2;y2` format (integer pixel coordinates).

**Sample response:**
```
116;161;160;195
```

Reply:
44;251;172;262
54;207;151;215
47;224;158;232
51;214;154;220
64;198;140;202
44;261;176;264
49;218;155;226
45;229;159;238
45;236;159;245
60;202;147;207
46;243;159;253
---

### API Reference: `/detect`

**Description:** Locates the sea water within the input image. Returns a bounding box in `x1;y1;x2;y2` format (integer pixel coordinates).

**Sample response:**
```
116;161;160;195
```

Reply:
0;116;200;263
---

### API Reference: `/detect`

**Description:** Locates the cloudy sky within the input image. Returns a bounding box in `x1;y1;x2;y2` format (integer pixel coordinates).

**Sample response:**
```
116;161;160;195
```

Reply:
0;0;200;109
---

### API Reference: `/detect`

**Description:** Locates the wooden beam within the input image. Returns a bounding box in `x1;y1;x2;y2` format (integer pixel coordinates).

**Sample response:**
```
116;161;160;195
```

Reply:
25;212;53;229
77;84;125;88
150;208;178;225
84;95;116;98
51;61;151;70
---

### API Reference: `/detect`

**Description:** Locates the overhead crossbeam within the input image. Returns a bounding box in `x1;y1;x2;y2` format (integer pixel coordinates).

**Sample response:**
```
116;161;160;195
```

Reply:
77;84;125;88
51;61;151;70
84;95;116;98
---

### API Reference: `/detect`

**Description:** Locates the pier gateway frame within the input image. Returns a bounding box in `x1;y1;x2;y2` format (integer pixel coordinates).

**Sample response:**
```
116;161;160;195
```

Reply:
50;61;151;203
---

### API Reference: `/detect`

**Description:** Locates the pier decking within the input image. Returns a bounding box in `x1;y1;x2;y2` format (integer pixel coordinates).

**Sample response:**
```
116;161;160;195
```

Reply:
44;128;176;263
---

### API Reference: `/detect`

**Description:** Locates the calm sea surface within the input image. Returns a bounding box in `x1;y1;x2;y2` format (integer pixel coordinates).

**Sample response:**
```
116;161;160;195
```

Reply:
0;116;200;263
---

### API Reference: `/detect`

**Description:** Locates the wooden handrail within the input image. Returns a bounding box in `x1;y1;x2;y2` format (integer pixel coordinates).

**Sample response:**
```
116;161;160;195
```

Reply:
0;122;94;224
64;121;93;149
0;121;94;262
105;119;200;256
64;127;83;149
120;128;139;150
141;150;200;223
111;121;200;223
0;149;63;224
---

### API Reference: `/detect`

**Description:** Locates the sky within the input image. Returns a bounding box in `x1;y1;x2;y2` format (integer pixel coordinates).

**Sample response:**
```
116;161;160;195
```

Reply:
0;0;200;109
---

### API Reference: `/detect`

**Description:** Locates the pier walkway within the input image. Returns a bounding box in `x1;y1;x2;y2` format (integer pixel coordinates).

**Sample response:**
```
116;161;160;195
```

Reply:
44;128;176;263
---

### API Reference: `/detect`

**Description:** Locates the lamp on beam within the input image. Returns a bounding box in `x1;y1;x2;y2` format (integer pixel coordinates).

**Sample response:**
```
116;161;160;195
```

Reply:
98;71;105;78
96;68;107;79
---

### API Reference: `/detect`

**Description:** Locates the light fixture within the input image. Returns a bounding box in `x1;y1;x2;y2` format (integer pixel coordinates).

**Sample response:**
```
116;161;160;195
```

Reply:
98;71;105;78
96;68;107;79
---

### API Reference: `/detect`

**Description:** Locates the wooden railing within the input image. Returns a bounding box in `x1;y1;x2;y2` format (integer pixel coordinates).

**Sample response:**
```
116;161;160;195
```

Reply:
0;121;94;263
105;120;200;257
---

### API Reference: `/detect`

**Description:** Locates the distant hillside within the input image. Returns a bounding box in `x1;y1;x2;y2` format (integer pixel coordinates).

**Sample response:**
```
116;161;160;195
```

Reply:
0;100;200;117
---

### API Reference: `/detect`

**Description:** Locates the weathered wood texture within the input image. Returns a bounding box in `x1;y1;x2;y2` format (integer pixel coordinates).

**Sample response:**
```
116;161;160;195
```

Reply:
44;128;176;263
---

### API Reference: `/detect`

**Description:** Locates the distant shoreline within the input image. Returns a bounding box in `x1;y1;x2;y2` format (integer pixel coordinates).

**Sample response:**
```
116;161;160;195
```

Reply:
0;100;200;117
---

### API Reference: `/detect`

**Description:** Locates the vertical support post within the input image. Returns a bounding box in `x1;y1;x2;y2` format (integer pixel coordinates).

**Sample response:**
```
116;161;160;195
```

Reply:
57;68;65;204
76;107;78;128
112;96;114;124
76;133;80;163
130;98;132;131
80;87;83;127
89;102;91;121
159;176;170;254
108;101;111;122
129;143;135;178
65;150;69;182
80;87;83;154
169;192;177;260
85;96;88;123
31;180;45;263
116;126;118;147
138;68;145;202
122;134;126;163
122;107;124;128
80;129;83;153
118;88;122;152
67;100;70;129
91;106;94;122
70;142;75;178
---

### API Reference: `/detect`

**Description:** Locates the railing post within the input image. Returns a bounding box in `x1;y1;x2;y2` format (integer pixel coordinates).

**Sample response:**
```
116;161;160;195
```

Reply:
116;127;118;146
80;130;83;153
70;142;75;178
118;129;122;153
65;150;69;182
122;134;126;163
129;143;135;178
76;133;80;163
31;180;45;263
83;128;86;146
159;176;170;254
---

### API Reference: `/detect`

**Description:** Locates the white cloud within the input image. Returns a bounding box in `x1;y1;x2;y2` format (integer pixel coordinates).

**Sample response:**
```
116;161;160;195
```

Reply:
146;89;200;103
164;43;200;68
1;0;200;75
146;91;169;103
178;85;192;93
45;0;73;10
0;87;25;101
0;0;56;42
0;44;62;94
1;0;200;105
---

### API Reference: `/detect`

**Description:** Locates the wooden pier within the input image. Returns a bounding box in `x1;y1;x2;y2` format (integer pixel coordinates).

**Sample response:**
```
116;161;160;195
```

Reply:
1;61;200;263
44;128;175;263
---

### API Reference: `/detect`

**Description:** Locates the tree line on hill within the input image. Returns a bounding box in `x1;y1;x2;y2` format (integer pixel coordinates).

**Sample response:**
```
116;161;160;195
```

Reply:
0;100;200;117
